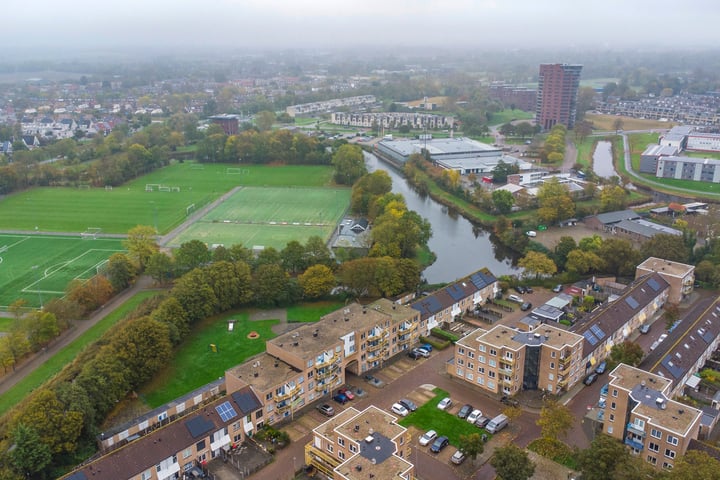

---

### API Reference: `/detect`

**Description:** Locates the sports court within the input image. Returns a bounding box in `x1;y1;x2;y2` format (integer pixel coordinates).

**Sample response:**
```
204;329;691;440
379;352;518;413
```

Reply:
0;234;125;309
169;186;351;249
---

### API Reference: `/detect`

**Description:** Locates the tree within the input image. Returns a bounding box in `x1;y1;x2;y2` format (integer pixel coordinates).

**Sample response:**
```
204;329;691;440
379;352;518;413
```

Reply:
597;238;639;276
25;311;60;350
174;239;211;275
492;159;516;184
66;275;114;316
536;399;573;441
608;341;644;368
123;225;158;269
111;317;172;387
253;264;290;306
490;444;535;480
171;268;218;323
492;189;514;214
553;236;577;267
640;234;690;263
600;185;628;212
203;260;253;310
281;240;306;273
7;423;52;477
299;264;336;299
332;144;367;185
255;110;276;132
151;296;190;345
672;450;720;480
105;252;137;291
0;329;30;372
518;251;557;279
458;432;484;461
613;118;624;133
13;388;83;454
565;249;603;274
515;122;535;138
146;251;174;284
577;433;632;480
537;178;575;225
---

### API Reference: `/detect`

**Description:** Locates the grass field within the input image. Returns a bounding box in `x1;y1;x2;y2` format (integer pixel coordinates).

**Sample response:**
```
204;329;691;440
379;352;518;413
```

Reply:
0;317;13;332
170;186;351;250
488;109;534;126
0;162;335;234
0;291;157;417
585;113;676;132
286;301;344;323
0;234;125;308
141;312;279;407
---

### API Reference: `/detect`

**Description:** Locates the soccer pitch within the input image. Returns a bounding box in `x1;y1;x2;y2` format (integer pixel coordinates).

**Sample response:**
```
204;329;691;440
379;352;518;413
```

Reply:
0;234;125;309
169;186;351;249
0;163;335;234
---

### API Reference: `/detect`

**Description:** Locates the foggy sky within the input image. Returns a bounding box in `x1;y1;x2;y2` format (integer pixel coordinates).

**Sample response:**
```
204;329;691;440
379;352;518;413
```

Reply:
3;0;719;52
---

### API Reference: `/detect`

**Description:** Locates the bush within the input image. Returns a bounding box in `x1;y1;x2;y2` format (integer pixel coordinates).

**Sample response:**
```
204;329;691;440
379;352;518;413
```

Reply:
430;328;459;343
419;335;451;350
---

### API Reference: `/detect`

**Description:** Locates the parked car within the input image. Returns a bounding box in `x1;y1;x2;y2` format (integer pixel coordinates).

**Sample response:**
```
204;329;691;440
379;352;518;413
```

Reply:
338;388;354;400
475;415;490;428
430;436;449;453
526;230;537;237
467;409;483;424
552;284;563;293
595;361;607;375
419;343;433;352
451;449;466;464
333;393;349;404
407;350;421;360
486;414;509;434
317;404;335;417
391;403;409;417
500;395;519;407
457;404;473;419
419;430;437;446
600;383;609;397
514;285;527;294
412;347;430;358
520;302;532;311
639;324;651;334
584;372;599;386
524;286;533;293
437;397;452;410
507;294;523;303
399;399;417;412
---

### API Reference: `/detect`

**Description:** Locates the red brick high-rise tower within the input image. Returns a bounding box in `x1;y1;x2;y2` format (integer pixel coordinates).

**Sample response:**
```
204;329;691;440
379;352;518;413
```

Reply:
535;63;582;130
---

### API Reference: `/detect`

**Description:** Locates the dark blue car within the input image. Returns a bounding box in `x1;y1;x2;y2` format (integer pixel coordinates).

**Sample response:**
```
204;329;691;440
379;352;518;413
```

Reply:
333;393;348;404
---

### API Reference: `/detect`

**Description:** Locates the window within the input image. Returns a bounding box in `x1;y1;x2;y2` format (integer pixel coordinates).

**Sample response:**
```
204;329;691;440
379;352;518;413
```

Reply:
466;372;474;381
609;414;614;422
647;455;657;465
266;393;273;400
477;377;485;385
183;448;192;459
479;355;486;364
651;429;662;439
487;381;495;389
648;442;659;453
612;389;618;397
141;470;152;480
488;371;496;378
479;345;486;352
667;435;678;446
633;419;644;429
611;402;616;410
489;349;497;356
327;444;334;453
548;373;554;381
662;462;673;470
489;359;496;367
551;351;556;358
664;449;675;459
256;410;263;419
467;362;474;369
550;362;555;369
459;347;465;355
607;426;613;434
338;450;345;460
457;358;464;366
338;438;345;447
478;367;485;374
468;351;475;359
196;440;206;451
350;444;357;453
457;368;463;376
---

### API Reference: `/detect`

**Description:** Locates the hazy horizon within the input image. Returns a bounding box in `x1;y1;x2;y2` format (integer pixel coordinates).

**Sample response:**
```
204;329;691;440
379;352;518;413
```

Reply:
2;0;719;55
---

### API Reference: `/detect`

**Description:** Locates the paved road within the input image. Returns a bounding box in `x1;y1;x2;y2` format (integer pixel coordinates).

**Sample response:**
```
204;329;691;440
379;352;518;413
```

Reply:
0;276;159;396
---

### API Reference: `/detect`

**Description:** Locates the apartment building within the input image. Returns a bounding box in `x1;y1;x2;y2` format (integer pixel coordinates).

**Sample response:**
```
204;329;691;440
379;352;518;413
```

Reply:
636;257;695;305
656;155;720;183
604;364;702;470
411;269;499;334
286;95;376;117
330;112;454;130
573;273;669;374
449;323;585;396
535;63;582;130
687;132;720;152
488;83;537;112
304;406;414;480
64;387;264;480
226;299;420;426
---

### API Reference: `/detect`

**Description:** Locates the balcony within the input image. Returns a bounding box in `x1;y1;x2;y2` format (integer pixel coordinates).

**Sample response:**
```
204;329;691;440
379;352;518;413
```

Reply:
398;322;416;333
367;329;386;342
559;354;571;367
315;353;338;370
624;437;644;451
626;423;646;437
276;402;292;413
557;376;568;388
306;445;340;476
316;365;338;381
398;334;412;345
499;356;515;367
367;340;387;353
502;377;513;386
275;385;300;402
315;381;330;392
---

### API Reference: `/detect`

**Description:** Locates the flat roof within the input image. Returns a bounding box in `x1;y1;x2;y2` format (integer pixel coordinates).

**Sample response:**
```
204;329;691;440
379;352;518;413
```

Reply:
226;353;301;392
475;324;582;351
379;137;500;157
608;363;672;395
615;218;682;237
633;395;701;437
637;257;694;278
336;405;406;443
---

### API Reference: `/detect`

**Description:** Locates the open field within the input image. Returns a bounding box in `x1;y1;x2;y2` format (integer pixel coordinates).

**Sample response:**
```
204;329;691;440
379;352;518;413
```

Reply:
0;291;157;416
0;162;335;234
0;234;125;308
585;113;676;132
488;109;534;126
406;96;449;108
170;186;350;250
286;301;344;323
141;312;278;407
629;132;661;171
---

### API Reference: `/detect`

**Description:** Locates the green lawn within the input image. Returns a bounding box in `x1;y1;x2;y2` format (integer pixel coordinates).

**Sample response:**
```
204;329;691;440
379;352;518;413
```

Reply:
0;291;158;417
628;132;660;171
286;301;345;323
0;163;335;234
0;317;14;332
0;234;125;308
573;137;596;168
140;312;279;407
169;222;332;251
398;388;489;447
487;109;534;127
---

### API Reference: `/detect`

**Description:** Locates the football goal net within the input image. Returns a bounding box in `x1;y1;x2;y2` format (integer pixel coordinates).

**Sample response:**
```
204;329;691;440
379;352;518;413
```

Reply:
145;183;160;192
81;227;102;240
186;203;196;216
226;167;243;175
105;185;113;191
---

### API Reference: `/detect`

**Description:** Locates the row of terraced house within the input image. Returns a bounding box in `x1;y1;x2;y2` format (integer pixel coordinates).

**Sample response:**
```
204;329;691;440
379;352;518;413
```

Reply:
62;270;499;480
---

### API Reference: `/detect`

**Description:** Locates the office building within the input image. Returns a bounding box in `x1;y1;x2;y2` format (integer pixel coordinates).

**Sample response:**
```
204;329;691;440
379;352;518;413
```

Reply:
535;64;582;130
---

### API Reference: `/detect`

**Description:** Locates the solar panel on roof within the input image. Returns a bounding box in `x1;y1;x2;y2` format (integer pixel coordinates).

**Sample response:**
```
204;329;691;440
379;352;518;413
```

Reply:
232;389;262;415
590;325;606;340
625;296;639;309
470;272;491;289
446;285;465;301
185;416;214;439
647;278;661;291
215;401;237;422
583;330;598;346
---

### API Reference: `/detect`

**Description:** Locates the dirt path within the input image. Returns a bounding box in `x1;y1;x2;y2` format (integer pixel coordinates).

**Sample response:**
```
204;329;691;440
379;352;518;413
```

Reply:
563;137;577;171
0;275;160;396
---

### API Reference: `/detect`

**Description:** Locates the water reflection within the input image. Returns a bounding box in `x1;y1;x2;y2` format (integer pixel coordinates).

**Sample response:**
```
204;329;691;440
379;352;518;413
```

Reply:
363;152;521;283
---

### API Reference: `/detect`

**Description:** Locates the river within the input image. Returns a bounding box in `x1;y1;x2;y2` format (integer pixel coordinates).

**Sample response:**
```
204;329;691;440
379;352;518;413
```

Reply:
364;152;521;283
592;141;618;178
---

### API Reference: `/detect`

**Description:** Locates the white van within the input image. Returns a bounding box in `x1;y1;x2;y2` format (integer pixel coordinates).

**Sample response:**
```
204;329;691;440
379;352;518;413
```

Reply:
486;414;509;434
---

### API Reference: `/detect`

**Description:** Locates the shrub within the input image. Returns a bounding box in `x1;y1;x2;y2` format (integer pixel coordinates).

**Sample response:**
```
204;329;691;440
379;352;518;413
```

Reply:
419;335;451;350
430;328;459;343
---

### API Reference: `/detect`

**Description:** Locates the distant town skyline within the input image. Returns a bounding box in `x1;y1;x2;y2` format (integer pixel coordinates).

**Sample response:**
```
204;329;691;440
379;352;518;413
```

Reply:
2;0;719;53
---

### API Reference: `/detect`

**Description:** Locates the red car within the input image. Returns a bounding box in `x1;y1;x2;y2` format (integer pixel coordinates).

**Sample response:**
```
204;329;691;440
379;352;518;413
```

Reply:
338;388;355;400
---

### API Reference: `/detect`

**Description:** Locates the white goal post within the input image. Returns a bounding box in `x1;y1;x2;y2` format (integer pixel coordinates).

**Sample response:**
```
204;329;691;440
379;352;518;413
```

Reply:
226;167;243;175
186;203;196;215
